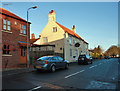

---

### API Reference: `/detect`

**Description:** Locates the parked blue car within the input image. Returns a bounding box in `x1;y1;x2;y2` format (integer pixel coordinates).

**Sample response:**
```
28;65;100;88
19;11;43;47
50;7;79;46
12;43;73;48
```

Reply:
33;56;69;72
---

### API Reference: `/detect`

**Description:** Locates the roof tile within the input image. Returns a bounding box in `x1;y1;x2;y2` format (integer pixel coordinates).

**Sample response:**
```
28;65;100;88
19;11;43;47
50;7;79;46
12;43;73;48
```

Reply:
56;22;88;44
0;7;29;23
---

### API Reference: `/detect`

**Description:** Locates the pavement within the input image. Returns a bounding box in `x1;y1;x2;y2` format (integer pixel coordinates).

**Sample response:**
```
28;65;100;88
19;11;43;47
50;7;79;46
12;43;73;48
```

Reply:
2;66;36;77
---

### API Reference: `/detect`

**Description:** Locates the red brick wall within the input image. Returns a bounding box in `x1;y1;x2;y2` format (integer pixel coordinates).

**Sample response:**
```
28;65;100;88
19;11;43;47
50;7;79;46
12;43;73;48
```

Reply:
1;14;30;69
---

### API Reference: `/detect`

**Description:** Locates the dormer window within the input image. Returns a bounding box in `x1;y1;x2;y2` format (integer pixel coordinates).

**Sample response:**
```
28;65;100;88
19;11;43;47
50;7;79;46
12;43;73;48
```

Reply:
53;27;57;32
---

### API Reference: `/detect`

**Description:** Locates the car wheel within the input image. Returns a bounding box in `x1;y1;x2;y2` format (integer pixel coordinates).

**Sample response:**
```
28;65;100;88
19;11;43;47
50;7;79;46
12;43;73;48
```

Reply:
65;64;69;69
90;61;93;64
51;65;56;72
86;62;88;65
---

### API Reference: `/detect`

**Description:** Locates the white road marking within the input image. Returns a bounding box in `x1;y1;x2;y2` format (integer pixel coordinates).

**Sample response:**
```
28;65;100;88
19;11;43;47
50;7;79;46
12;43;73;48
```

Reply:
86;80;116;89
89;65;97;69
28;86;41;91
65;70;85;79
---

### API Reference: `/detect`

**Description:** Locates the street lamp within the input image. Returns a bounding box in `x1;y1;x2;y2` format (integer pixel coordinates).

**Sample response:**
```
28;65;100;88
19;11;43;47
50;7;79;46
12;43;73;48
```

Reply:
27;6;37;68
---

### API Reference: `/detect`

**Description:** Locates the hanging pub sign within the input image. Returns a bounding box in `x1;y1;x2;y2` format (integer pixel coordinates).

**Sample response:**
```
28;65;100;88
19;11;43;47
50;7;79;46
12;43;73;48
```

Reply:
75;43;80;47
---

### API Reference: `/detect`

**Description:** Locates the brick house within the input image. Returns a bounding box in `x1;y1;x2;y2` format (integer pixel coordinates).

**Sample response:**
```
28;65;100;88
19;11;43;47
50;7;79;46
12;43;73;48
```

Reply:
0;8;31;69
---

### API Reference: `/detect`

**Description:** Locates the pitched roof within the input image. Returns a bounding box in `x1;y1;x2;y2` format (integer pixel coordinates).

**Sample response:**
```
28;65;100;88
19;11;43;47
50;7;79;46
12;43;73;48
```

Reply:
0;7;31;24
30;38;40;44
56;22;88;44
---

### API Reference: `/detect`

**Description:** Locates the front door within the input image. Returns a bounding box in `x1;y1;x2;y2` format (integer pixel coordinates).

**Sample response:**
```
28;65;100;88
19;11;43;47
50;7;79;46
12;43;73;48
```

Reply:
75;49;78;61
20;47;27;63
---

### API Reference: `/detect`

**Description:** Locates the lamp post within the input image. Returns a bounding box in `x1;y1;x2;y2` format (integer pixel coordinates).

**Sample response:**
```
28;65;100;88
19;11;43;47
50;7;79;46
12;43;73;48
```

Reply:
27;6;37;68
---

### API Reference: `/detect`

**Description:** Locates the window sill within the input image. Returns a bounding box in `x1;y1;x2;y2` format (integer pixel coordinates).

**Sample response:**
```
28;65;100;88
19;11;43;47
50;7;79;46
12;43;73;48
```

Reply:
19;33;27;37
2;54;12;56
1;30;12;34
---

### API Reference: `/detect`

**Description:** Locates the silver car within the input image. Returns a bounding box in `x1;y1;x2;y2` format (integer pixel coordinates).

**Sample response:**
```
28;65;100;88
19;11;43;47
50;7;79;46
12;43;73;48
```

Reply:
33;56;69;72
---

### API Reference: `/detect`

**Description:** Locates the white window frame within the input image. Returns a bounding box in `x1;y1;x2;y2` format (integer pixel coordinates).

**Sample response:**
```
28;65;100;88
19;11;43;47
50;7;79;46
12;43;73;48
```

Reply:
85;44;88;49
20;24;23;33
79;40;81;48
7;20;10;31
75;39;77;44
69;36;72;45
43;37;48;43
24;25;26;34
70;48;72;57
3;19;6;30
53;27;57;32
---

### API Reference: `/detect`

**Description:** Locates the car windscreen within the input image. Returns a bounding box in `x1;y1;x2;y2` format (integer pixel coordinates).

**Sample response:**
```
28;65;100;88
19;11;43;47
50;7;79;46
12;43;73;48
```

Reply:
37;57;50;61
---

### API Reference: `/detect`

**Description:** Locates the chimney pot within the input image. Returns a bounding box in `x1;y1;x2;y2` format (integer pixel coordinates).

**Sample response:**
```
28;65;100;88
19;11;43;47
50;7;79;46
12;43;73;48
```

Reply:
73;25;75;29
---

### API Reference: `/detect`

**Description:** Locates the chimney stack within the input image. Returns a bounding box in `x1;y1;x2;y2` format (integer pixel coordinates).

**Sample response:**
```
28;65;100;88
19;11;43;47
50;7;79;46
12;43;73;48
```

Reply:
48;10;56;22
31;33;35;39
72;25;76;33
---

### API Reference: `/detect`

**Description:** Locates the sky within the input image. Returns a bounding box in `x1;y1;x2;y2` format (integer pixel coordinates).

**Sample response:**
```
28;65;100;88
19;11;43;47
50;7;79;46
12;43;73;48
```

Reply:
1;2;118;51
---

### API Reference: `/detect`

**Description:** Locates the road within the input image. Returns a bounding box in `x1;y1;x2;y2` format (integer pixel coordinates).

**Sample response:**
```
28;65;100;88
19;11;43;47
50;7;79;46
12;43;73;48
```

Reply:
2;58;119;90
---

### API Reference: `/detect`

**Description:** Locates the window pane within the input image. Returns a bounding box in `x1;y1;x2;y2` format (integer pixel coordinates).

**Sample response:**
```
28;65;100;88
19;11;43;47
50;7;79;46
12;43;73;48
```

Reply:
37;57;50;60
53;27;57;32
70;49;72;57
8;45;10;49
52;57;58;60
15;22;17;25
39;47;40;51
3;50;6;54
24;25;26;29
58;57;63;61
4;19;6;24
24;25;26;34
7;50;10;54
69;36;72;45
24;48;25;56
8;26;10;30
8;20;10;25
21;24;22;33
75;39;77;43
4;45;6;49
43;37;48;43
3;25;6;30
21;47;23;56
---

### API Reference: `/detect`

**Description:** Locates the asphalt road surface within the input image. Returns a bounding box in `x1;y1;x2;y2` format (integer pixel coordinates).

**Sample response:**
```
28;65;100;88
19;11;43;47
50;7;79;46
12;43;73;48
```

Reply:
2;58;119;90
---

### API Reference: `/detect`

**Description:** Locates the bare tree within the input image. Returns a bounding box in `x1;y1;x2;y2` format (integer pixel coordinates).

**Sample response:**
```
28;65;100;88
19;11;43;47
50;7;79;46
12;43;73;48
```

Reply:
104;45;119;57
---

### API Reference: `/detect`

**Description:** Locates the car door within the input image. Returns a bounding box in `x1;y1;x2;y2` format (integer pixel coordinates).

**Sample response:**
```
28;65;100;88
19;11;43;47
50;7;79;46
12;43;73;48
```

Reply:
57;56;65;68
86;55;90;63
52;56;60;69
